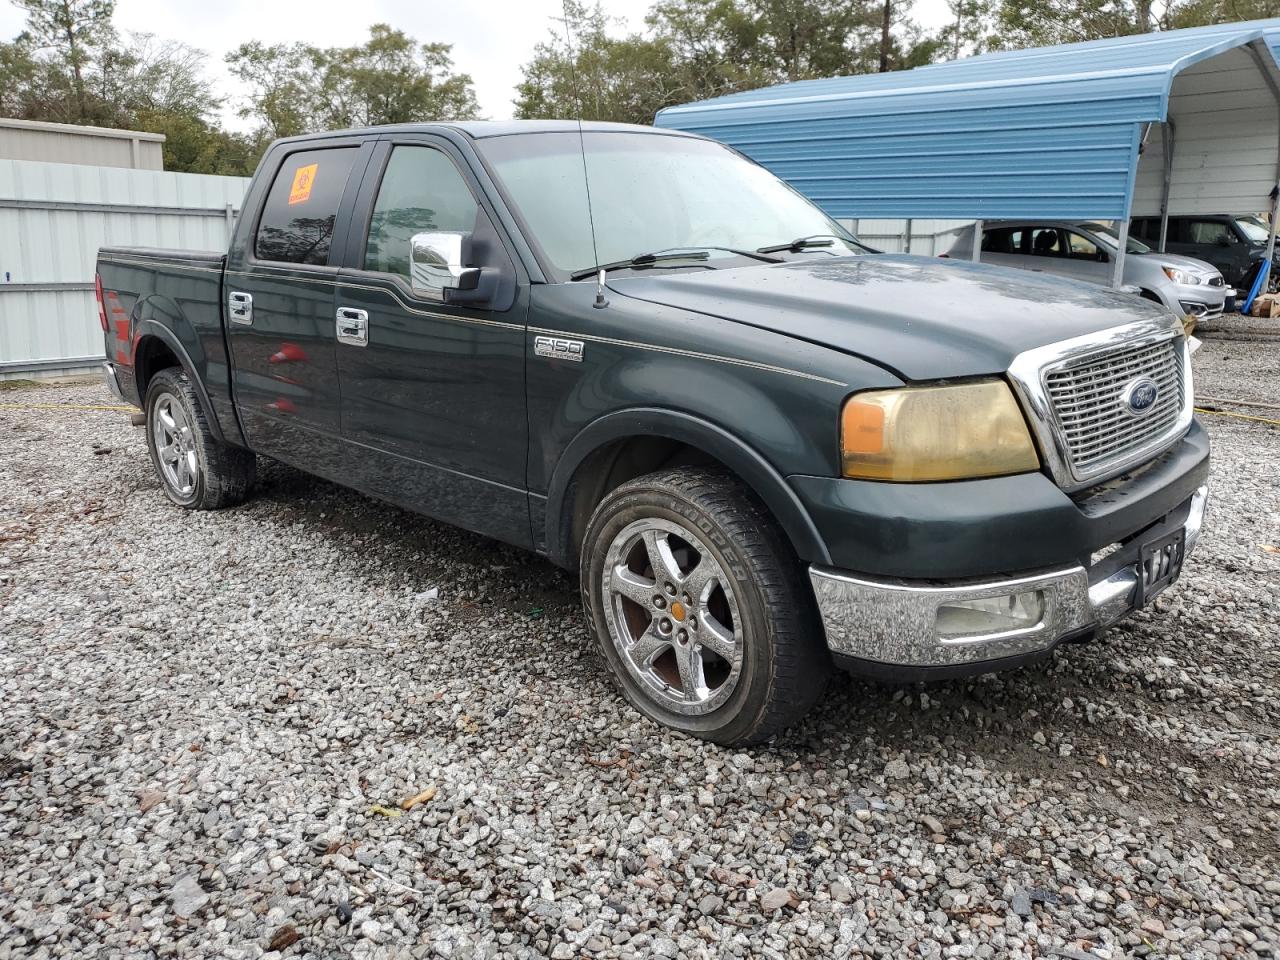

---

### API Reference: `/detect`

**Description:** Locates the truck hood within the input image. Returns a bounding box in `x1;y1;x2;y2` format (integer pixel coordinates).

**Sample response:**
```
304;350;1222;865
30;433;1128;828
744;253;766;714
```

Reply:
609;254;1168;381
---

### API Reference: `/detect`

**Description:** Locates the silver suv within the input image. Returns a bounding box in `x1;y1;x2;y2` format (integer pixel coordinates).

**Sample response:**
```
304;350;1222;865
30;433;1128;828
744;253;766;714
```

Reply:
944;220;1228;320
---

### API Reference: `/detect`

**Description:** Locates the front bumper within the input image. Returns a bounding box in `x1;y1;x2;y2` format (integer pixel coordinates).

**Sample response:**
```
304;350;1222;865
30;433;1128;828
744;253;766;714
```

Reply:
810;485;1207;679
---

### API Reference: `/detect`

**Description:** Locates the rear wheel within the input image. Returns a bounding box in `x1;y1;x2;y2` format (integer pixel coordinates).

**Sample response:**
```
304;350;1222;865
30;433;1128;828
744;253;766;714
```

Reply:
144;368;255;509
580;467;829;746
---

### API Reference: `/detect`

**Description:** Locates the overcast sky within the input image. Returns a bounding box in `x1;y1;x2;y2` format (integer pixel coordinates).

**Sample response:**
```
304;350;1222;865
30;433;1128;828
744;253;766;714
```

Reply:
0;0;954;128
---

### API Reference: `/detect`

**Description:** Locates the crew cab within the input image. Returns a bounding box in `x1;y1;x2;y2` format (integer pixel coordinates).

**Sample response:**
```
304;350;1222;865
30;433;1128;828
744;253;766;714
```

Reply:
96;121;1209;745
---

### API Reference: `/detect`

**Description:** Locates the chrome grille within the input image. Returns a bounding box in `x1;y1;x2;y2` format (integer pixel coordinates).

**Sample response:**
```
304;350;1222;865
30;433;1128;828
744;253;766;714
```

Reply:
1044;336;1185;479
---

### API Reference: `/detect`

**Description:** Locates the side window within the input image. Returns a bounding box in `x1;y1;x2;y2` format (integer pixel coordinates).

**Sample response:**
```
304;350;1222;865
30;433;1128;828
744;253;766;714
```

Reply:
1066;231;1103;261
1030;228;1063;257
980;228;1024;254
255;148;359;265
1131;219;1153;241
981;227;1011;253
365;146;480;281
1188;220;1232;245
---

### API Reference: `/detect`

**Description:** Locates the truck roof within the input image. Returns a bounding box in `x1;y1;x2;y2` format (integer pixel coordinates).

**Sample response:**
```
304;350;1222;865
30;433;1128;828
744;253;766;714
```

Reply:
270;120;705;146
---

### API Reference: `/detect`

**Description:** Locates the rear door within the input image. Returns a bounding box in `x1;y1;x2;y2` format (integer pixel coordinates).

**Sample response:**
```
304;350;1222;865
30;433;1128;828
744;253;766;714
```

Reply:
332;135;532;546
225;140;372;475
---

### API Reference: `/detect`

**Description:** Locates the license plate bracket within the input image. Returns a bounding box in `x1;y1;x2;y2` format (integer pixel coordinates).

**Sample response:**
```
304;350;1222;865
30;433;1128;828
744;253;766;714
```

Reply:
1139;528;1185;606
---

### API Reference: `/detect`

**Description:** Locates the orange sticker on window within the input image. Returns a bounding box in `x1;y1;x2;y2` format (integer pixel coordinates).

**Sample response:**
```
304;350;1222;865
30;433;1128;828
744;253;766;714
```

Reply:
287;163;318;205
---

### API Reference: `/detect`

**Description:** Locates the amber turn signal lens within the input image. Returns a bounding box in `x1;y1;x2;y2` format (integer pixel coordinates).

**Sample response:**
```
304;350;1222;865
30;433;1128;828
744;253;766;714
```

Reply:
840;380;1040;482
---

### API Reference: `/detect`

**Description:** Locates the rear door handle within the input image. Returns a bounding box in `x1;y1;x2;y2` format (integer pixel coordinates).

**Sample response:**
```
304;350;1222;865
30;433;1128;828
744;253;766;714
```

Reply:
228;291;253;325
336;306;369;347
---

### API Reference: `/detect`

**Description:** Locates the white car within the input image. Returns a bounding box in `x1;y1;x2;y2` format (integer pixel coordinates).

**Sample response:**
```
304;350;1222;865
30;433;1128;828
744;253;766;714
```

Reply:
944;220;1228;320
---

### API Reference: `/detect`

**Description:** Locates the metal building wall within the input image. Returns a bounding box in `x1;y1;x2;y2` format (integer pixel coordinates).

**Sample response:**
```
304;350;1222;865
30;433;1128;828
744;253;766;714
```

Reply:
0;159;250;379
0;118;166;170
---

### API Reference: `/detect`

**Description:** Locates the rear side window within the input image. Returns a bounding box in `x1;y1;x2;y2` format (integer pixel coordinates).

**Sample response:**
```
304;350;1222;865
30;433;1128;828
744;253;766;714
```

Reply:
364;146;480;280
981;227;1023;254
1187;220;1231;245
255;147;359;265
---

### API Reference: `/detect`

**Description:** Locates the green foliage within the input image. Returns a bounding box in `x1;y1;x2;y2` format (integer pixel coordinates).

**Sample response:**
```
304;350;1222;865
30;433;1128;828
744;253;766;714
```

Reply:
226;24;480;141
514;3;688;124
514;0;942;123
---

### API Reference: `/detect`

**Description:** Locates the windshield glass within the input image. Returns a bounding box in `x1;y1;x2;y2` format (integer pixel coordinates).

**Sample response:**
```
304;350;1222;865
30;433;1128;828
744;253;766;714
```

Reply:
1236;216;1270;243
1084;223;1150;254
477;132;863;277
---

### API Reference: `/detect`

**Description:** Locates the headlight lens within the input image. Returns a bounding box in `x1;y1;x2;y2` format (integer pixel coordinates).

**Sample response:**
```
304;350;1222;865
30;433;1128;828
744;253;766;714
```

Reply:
1163;266;1200;285
840;380;1040;481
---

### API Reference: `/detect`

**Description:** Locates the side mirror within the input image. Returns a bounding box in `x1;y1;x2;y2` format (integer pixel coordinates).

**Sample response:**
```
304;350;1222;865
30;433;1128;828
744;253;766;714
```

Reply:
410;231;482;298
1216;236;1233;247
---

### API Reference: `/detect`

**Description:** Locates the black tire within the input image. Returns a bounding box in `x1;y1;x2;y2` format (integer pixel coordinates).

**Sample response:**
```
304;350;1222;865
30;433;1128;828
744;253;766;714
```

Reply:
144;367;255;510
580;467;830;746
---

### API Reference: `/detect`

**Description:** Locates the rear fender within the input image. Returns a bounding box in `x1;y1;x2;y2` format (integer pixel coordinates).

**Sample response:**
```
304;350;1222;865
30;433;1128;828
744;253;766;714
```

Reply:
132;305;237;446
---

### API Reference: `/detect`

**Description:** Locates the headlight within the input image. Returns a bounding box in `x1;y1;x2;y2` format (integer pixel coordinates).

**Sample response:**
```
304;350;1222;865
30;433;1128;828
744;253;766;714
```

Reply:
1163;266;1200;285
840;380;1040;481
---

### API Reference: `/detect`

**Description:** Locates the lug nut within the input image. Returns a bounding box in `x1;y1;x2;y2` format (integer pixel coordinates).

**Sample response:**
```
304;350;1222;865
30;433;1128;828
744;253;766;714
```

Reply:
664;583;676;596
653;596;666;609
677;629;688;644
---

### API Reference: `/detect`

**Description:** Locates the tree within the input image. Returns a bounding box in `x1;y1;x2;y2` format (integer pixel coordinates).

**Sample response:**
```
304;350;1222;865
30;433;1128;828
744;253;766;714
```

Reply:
514;3;690;124
226;25;480;141
988;0;1182;49
14;0;115;121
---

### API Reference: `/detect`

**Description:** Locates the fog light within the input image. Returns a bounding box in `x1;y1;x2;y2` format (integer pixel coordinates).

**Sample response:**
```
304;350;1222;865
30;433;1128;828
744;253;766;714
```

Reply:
936;591;1046;641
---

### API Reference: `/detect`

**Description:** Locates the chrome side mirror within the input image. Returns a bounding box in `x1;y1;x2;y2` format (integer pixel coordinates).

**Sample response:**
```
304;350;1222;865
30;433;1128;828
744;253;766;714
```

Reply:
410;231;480;297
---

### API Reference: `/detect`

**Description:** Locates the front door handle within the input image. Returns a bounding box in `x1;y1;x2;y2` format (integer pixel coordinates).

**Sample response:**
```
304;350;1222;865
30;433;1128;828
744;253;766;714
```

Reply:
336;307;369;347
228;291;253;325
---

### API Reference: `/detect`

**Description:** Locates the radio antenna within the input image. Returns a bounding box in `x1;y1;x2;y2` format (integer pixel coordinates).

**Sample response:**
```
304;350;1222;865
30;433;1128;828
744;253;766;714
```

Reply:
560;0;607;308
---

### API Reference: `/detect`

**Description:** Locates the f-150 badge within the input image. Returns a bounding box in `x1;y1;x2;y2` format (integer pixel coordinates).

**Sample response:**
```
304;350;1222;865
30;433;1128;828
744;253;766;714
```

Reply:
534;335;584;362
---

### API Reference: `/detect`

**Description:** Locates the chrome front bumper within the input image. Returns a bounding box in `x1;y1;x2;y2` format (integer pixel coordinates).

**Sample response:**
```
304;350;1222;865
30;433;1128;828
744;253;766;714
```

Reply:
810;485;1207;672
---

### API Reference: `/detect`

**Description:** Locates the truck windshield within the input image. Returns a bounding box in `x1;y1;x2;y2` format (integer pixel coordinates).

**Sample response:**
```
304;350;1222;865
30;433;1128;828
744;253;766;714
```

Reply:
476;131;862;278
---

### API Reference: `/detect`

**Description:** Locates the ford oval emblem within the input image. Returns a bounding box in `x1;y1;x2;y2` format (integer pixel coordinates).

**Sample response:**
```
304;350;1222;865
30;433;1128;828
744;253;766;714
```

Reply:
1123;377;1160;415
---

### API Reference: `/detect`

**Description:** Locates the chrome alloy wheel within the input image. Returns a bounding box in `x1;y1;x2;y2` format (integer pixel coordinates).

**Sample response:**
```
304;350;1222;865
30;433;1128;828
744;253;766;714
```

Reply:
601;518;744;716
152;394;198;497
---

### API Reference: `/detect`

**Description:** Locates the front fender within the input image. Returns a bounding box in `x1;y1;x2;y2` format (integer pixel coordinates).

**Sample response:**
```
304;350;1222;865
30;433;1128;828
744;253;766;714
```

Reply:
544;407;832;568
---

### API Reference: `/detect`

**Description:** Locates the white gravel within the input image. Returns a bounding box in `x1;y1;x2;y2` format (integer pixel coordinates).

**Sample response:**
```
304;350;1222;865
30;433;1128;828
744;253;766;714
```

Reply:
1;336;1278;959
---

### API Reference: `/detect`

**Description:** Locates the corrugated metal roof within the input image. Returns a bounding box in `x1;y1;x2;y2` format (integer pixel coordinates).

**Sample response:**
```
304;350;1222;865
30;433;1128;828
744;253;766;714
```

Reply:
655;20;1280;220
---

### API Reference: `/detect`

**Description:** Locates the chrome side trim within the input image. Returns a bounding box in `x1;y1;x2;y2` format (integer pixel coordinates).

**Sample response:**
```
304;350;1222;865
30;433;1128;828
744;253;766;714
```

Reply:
1007;316;1192;492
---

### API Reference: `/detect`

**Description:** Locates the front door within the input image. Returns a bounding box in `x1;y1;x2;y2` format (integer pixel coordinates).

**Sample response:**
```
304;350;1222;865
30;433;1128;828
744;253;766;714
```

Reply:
334;138;531;547
225;142;369;477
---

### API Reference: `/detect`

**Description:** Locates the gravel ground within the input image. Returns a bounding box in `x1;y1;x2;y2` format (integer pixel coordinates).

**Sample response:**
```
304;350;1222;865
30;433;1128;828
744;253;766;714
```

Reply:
1;338;1278;960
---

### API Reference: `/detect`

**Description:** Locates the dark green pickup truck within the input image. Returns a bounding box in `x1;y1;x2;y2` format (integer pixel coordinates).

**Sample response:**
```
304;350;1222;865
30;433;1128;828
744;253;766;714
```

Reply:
96;121;1209;745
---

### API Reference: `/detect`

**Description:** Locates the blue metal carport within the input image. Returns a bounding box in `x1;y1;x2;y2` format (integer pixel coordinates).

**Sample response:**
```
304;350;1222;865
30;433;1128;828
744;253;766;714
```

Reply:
655;20;1280;286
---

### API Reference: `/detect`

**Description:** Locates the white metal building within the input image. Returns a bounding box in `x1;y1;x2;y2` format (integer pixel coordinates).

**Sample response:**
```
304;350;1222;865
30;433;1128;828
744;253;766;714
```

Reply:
0;159;250;379
0;117;166;171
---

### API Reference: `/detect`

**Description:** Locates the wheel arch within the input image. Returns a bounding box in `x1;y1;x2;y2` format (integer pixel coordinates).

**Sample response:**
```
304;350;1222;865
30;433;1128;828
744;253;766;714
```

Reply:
545;408;832;571
132;320;228;445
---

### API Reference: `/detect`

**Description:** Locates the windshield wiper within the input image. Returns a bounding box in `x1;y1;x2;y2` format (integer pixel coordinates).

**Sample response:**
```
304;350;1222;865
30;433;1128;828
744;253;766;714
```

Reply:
568;246;781;282
757;234;869;254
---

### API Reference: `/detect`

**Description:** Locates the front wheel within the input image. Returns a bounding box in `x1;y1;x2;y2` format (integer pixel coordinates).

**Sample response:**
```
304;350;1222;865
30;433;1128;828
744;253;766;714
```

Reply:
144;368;256;509
580;468;830;746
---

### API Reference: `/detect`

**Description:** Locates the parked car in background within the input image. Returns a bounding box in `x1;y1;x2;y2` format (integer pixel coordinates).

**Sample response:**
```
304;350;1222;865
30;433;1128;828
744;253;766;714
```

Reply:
95;122;1209;745
1130;213;1278;293
944;220;1227;320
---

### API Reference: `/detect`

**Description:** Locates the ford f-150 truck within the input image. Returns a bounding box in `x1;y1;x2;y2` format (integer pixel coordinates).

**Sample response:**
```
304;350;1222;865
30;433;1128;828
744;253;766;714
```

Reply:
96;121;1209;746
